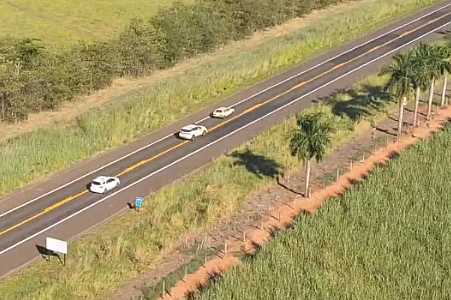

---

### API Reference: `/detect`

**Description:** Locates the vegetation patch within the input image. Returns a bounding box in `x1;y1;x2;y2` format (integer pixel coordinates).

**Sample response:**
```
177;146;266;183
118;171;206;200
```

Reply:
199;125;451;300
0;74;392;299
0;0;356;123
0;0;438;198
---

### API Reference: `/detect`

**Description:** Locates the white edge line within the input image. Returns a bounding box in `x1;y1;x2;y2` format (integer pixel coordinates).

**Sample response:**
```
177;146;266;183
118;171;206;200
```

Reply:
1;19;449;256
0;3;449;218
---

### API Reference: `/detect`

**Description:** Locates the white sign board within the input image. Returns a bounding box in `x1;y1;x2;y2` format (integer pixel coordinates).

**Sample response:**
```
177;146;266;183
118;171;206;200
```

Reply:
46;237;67;255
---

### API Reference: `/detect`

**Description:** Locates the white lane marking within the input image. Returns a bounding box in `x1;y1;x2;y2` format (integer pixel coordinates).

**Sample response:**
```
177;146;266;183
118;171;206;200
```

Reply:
0;3;449;219
1;18;449;256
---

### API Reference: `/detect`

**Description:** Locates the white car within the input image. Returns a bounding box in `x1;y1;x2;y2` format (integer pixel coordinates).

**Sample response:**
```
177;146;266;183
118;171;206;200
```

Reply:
89;176;120;194
212;107;235;118
178;124;208;140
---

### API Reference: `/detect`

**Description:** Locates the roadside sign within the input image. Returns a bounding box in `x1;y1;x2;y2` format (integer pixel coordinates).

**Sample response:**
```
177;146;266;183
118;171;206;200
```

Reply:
46;237;68;265
135;197;144;210
46;237;67;255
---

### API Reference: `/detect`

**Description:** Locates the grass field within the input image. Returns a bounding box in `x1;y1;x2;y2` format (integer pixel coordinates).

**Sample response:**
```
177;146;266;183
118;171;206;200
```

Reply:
199;126;451;300
0;0;190;48
0;0;439;200
0;74;394;299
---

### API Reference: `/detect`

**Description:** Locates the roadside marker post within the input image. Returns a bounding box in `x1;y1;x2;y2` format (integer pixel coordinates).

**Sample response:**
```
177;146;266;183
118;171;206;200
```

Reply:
135;197;144;212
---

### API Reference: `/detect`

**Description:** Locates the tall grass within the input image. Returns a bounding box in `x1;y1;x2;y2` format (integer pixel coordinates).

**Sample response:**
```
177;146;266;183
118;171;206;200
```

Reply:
0;74;392;299
199;126;451;300
0;0;438;199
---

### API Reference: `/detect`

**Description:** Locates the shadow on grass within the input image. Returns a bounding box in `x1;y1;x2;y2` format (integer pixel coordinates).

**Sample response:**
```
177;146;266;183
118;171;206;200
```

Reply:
326;84;390;121
375;127;397;137
36;244;62;264
404;107;427;117
276;177;304;196
230;149;281;179
230;149;305;195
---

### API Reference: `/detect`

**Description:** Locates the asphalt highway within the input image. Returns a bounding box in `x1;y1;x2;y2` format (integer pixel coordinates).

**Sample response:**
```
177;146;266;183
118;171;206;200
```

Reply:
1;2;451;278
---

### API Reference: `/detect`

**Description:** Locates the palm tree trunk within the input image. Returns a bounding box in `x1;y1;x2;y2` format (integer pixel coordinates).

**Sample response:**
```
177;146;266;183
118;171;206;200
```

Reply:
427;78;435;120
441;72;448;107
397;97;404;140
0;97;4;121
413;87;420;128
304;159;311;198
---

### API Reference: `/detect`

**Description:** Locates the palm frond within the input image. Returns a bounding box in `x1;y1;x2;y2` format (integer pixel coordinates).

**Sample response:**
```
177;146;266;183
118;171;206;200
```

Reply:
289;112;332;163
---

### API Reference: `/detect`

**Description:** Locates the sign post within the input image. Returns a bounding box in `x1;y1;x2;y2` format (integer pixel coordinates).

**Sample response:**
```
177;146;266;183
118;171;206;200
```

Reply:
135;197;144;212
46;237;68;265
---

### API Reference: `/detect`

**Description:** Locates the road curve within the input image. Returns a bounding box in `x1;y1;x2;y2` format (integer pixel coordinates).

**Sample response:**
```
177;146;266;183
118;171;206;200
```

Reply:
1;2;451;278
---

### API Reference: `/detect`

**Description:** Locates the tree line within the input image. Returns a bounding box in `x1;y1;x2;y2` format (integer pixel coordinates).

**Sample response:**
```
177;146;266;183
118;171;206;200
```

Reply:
382;42;451;138
0;0;349;123
289;42;451;197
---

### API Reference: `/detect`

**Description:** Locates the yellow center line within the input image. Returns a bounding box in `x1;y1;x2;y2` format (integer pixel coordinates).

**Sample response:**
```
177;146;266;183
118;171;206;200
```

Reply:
0;211;47;237
0;191;89;237
115;140;190;177
1;12;449;238
44;190;89;212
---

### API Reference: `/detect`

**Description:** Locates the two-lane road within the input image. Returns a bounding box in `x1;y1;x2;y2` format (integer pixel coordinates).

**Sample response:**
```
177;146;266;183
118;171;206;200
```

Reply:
1;2;451;278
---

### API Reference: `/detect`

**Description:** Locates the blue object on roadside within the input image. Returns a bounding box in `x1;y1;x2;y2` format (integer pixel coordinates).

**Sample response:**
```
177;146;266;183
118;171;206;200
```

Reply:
135;197;144;209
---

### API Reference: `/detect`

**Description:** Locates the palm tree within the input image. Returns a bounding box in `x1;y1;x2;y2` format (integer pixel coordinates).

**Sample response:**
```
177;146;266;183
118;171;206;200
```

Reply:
411;44;432;127
289;112;332;197
381;52;414;139
441;65;449;106
435;45;451;107
424;45;450;120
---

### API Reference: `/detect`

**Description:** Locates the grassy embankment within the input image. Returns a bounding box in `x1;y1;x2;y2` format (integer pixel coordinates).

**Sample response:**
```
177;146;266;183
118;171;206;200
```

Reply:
200;126;451;300
0;0;190;48
0;0;440;199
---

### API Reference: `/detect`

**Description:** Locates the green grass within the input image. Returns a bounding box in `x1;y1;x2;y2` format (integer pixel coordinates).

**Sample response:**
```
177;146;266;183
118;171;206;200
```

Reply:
0;74;393;299
0;0;439;200
0;0;191;49
199;126;451;300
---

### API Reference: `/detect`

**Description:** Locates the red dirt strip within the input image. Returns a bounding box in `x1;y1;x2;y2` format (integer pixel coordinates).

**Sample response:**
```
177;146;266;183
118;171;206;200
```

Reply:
160;106;451;300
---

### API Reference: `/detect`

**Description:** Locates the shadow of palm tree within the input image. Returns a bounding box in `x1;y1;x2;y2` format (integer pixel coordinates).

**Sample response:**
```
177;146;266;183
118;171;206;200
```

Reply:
327;84;390;121
230;149;281;179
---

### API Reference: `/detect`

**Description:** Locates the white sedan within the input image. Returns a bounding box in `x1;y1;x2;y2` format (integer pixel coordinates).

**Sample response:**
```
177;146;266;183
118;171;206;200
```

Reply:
89;176;120;194
212;107;235;118
178;124;208;140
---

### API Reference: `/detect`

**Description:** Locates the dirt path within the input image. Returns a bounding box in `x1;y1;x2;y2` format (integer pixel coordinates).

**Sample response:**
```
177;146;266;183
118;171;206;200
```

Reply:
111;103;444;300
156;105;450;300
